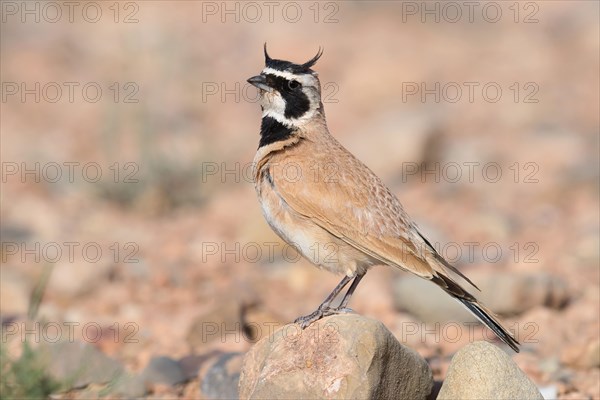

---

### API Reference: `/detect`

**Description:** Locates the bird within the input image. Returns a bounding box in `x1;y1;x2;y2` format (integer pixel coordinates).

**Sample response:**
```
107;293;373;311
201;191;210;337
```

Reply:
247;45;520;352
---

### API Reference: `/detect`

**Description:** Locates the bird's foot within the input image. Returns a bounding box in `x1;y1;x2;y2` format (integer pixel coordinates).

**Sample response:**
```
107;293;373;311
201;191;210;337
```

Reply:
294;306;330;329
294;306;356;329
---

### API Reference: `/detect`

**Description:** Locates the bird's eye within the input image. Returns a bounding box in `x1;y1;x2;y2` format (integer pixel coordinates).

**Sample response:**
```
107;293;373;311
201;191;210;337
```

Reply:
289;80;300;90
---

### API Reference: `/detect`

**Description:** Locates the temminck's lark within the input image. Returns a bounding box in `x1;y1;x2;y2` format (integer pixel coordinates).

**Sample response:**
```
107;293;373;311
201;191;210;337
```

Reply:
247;46;520;352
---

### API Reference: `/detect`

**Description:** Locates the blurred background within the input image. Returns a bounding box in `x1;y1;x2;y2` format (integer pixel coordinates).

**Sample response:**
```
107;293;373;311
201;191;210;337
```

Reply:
1;1;598;398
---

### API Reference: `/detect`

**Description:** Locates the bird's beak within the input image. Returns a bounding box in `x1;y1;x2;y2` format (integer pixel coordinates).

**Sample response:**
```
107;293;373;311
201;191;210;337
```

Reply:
247;75;272;92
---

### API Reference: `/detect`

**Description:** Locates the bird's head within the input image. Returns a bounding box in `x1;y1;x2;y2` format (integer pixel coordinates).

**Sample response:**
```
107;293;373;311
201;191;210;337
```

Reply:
247;44;324;127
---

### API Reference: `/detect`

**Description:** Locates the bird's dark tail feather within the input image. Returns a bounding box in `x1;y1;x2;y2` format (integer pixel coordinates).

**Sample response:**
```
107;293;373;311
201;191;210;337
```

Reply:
457;298;520;353
432;274;520;352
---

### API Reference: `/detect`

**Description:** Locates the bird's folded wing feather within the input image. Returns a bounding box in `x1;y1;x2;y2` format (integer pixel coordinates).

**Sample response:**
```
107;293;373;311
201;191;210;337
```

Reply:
269;157;437;279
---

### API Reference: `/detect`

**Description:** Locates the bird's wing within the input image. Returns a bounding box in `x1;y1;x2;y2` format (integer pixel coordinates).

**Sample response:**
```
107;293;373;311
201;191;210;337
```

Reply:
268;147;439;279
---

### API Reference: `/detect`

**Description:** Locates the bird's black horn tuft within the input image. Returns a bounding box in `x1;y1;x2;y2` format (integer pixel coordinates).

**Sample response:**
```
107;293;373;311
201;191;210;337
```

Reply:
301;47;324;69
264;43;272;65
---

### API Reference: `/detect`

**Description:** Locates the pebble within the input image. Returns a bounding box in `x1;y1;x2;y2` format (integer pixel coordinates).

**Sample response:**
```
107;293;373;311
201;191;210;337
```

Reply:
200;352;243;400
139;355;187;387
37;341;123;389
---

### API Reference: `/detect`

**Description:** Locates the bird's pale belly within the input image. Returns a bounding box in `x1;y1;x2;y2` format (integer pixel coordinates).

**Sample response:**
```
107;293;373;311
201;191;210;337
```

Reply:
259;186;376;277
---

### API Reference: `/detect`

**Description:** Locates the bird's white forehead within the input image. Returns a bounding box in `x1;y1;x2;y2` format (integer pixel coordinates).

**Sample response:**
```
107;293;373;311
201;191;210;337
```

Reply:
261;67;318;86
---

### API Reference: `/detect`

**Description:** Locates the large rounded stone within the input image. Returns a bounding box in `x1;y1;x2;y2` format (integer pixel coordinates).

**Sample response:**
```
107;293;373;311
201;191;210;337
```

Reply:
239;314;433;399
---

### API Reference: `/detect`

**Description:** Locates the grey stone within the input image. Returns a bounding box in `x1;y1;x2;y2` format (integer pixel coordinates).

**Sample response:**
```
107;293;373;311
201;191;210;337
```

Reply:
394;272;569;324
394;276;478;323
140;356;186;386
37;341;123;389
200;352;243;400
109;373;147;397
437;341;543;400
179;352;219;380
239;314;433;399
474;272;569;315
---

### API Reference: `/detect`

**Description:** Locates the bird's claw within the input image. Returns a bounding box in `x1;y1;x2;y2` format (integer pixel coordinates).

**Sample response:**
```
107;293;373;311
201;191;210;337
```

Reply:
294;306;356;329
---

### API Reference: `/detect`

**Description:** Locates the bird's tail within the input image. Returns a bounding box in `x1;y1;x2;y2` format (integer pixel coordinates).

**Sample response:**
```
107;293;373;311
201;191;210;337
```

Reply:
432;274;520;352
456;297;520;352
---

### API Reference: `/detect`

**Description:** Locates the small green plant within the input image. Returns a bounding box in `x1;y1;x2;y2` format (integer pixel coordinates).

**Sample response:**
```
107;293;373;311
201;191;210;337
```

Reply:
0;341;62;399
1;264;64;399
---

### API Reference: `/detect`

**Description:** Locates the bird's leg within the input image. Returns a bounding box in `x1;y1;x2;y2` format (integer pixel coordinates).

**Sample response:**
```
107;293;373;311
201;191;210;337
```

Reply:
294;275;353;329
336;272;365;312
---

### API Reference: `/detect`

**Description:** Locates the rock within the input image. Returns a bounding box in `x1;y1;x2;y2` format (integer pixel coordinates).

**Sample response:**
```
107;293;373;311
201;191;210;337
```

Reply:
179;353;220;380
437;341;543;400
570;368;600;399
474;272;569;315
109;373;148;397
140;356;187;387
239;314;433;399
120;259;152;281
561;339;600;369
0;224;32;242
583;340;600;368
512;352;545;384
242;306;285;344
0;269;31;317
344;108;435;181
47;258;114;299
538;385;558;400
186;300;242;349
394;272;569;324
37;341;123;389
539;356;561;375
200;352;243;400
393;276;478;323
560;392;594;400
